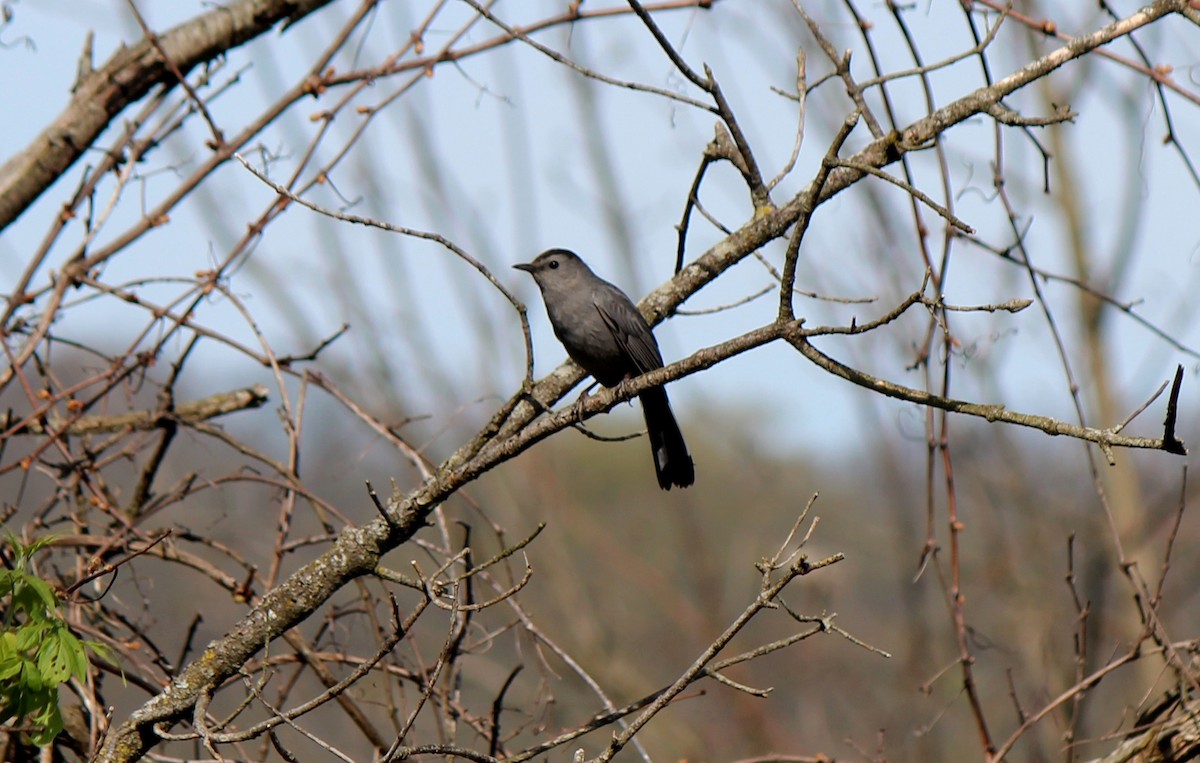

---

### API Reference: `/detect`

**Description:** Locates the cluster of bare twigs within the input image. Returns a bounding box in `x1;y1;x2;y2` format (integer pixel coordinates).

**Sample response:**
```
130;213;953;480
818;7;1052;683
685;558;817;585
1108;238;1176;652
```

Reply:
0;0;1198;762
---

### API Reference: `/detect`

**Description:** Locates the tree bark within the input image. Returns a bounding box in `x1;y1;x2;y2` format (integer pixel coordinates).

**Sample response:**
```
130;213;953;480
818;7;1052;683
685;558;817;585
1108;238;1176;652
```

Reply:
0;0;336;233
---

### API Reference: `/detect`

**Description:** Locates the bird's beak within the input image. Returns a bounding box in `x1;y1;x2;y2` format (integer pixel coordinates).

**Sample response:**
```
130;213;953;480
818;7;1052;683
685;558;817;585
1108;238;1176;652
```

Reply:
512;262;535;273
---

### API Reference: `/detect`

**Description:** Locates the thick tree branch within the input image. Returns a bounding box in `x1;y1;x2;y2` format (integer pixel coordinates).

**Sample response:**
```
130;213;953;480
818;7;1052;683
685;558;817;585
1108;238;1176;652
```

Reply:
0;384;269;436
0;0;336;232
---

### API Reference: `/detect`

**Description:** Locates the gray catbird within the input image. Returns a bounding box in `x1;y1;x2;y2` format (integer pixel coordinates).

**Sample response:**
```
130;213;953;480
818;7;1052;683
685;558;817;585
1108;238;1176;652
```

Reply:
514;249;694;490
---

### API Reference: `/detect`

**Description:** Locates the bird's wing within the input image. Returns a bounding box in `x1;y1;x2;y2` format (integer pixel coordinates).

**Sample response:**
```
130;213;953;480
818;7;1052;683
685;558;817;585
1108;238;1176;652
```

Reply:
593;286;665;374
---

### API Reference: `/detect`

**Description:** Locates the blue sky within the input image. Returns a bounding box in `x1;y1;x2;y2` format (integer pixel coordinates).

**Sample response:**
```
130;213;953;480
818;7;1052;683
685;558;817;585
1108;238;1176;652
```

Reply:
2;0;1198;461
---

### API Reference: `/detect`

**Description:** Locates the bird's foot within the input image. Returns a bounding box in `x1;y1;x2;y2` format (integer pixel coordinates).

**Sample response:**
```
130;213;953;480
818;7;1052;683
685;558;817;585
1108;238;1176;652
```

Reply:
570;389;591;422
614;375;638;402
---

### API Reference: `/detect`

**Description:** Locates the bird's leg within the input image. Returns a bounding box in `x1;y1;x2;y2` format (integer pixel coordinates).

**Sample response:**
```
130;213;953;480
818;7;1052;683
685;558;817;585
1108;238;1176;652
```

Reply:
570;380;601;421
613;373;639;403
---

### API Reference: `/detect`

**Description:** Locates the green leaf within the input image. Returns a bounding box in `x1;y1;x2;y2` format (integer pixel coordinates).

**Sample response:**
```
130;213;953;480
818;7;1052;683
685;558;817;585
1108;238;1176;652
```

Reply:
16;657;46;694
14;621;49;652
0;533;82;746
16;574;59;613
0;656;21;681
84;640;117;668
38;633;73;684
41;626;87;682
3;532;59;569
28;701;63;746
0;630;18;662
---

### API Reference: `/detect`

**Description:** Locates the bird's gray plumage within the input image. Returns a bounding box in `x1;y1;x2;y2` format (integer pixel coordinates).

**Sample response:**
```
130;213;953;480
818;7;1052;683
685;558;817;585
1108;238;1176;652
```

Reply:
514;248;694;490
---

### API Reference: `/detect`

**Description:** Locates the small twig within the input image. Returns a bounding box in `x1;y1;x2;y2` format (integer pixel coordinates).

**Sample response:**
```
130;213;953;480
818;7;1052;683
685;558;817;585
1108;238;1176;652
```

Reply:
766;49;808;192
788;331;1186;455
986;101;1077;126
448;523;545;585
589;551;844;762
124;0;225;148
676;284;773;316
1152;467;1187;609
779;110;859;321
1110;376;1171;436
460;0;716;114
700;668;772;697
63;530;172;597
833;158;975;234
922;296;1032;313
675;145;720;274
489;665;523;758
764;493;820;571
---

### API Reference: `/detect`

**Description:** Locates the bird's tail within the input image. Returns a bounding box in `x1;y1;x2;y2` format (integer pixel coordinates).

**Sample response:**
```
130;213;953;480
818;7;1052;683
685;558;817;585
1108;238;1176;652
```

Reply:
639;387;695;490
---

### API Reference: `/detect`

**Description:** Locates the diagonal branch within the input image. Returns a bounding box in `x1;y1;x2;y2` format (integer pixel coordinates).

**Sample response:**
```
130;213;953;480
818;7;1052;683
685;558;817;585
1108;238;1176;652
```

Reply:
787;334;1184;457
0;0;336;232
0;385;269;436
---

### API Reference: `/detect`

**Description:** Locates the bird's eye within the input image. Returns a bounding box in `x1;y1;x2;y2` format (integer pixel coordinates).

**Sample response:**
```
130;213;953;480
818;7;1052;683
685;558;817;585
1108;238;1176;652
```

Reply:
548;260;559;269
